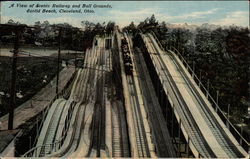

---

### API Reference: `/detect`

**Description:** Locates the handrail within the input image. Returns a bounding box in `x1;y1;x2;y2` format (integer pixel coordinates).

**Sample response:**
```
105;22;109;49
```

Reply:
22;137;64;157
150;31;165;51
32;100;51;147
169;46;250;148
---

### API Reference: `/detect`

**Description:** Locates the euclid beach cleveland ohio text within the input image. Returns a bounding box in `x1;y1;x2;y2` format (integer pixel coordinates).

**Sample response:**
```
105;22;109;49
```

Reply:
21;3;112;13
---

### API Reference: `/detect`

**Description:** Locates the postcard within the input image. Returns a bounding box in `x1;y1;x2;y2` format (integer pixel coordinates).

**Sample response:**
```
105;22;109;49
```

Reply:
0;1;249;158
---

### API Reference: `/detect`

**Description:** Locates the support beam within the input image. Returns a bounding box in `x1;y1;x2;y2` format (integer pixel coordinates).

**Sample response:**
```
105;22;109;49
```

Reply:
178;119;181;157
8;30;20;130
187;137;190;157
171;105;174;138
56;28;62;96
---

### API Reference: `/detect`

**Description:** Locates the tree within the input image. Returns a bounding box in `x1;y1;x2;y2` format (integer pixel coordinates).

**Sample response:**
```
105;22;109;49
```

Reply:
7;19;15;24
93;22;104;35
106;21;115;34
160;21;166;28
42;20;50;27
225;27;250;63
129;22;136;29
210;27;227;60
81;21;95;31
34;21;41;27
149;14;158;26
6;19;20;25
195;28;212;54
138;21;146;29
123;21;137;34
225;27;250;99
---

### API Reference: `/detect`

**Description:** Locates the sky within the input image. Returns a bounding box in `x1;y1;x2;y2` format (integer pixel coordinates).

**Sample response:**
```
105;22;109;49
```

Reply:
1;1;249;28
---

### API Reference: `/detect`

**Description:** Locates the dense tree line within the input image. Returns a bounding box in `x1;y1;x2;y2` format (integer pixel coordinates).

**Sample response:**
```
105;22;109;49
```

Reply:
81;21;115;50
1;19;115;51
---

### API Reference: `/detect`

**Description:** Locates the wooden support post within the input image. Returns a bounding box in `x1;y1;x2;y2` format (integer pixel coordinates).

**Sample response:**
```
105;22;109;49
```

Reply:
178;119;181;157
199;70;202;87
226;104;230;129
157;78;160;98
216;90;219;112
171;105;174;138
29;136;31;149
8;29;20;130
187;136;190;157
36;117;38;137
35;148;37;157
240;126;243;145
56;27;62;96
206;79;210;98
192;61;195;78
161;80;164;106
166;102;168;125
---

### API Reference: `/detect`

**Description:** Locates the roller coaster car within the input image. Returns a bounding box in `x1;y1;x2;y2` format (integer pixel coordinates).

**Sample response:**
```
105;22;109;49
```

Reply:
123;53;130;58
122;45;128;49
124;58;132;64
121;39;128;45
124;63;133;75
126;50;131;54
124;55;132;63
122;50;130;55
122;47;128;53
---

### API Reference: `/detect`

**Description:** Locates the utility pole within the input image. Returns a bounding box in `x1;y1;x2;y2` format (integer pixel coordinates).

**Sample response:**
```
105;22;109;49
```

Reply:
56;27;62;96
8;29;20;130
